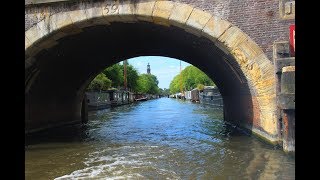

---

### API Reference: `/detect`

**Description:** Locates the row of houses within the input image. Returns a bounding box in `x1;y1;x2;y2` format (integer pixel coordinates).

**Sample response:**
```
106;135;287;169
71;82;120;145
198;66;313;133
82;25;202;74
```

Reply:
170;86;223;106
86;89;159;111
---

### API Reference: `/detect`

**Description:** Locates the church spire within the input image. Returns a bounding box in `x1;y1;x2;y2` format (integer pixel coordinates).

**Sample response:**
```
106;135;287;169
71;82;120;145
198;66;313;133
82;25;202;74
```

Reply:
147;63;151;74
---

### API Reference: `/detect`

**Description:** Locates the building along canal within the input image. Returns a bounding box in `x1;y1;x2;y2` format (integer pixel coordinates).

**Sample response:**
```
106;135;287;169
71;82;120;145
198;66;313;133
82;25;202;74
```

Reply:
25;98;295;179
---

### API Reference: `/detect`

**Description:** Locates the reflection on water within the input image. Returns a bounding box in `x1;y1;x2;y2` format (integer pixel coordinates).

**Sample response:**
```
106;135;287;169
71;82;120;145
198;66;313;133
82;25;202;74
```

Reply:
25;98;295;179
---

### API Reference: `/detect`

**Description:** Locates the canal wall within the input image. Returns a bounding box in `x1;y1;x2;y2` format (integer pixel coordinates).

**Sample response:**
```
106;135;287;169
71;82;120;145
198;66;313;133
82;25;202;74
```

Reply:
25;90;159;134
86;90;160;111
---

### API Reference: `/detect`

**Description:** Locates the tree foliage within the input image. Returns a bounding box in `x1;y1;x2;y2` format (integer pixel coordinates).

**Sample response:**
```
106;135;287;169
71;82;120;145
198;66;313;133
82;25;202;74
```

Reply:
126;64;139;91
87;62;158;94
101;62;140;90
136;74;160;94
169;65;215;94
87;73;112;91
102;63;123;88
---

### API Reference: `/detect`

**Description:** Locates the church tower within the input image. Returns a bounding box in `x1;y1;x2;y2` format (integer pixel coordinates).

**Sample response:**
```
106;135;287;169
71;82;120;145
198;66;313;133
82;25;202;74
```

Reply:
147;63;151;74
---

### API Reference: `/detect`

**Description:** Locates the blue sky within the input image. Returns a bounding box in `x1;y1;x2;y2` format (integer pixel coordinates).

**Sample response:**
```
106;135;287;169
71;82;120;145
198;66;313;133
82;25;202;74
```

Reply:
122;56;191;89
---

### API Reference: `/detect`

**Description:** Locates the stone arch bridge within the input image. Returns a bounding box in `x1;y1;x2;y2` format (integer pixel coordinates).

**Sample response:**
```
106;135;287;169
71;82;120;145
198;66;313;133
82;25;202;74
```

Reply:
25;0;295;151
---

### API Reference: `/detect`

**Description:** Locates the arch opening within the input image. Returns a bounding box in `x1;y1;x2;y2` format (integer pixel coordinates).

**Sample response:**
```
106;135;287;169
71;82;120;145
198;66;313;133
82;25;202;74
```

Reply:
25;2;278;143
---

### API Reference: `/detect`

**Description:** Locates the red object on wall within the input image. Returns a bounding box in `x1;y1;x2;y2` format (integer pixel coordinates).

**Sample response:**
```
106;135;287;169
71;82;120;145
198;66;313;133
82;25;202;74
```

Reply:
289;25;295;56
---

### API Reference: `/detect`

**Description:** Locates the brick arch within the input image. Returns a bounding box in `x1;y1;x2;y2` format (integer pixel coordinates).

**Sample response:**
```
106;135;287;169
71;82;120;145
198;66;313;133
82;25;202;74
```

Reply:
25;1;277;143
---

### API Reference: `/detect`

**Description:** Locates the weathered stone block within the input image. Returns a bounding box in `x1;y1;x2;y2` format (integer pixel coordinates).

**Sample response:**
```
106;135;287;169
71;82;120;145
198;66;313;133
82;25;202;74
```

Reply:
245;62;262;84
185;8;212;36
118;0;137;22
25;37;31;50
258;84;275;96
255;77;276;95
36;18;52;38
275;57;295;73
218;26;248;51
86;4;110;27
233;38;264;64
282;65;295;72
232;48;248;66
273;41;290;59
258;106;277;135
281;66;295;93
257;94;276;108
68;9;88;25
50;12;73;32
86;6;103;19
202;16;231;42
262;117;277;135
25;25;42;47
285;1;295;15
278;93;295;109
152;1;175;26
134;1;156;22
102;0;122;22
168;2;194;29
279;0;295;20
253;54;274;79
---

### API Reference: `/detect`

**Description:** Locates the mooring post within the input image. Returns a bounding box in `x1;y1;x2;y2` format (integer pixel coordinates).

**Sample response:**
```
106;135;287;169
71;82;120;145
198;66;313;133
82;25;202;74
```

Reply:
282;109;295;152
81;93;88;124
279;66;295;152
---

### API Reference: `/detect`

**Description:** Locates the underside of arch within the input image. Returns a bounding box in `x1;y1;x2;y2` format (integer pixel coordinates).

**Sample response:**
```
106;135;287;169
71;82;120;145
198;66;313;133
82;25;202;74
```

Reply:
25;1;278;144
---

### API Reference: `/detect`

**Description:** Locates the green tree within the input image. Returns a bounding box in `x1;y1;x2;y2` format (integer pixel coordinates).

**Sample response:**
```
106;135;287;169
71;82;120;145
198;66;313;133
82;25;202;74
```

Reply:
169;65;215;94
137;74;160;94
126;64;139;91
103;63;123;88
88;61;158;93
169;75;181;94
87;73;112;91
102;62;139;90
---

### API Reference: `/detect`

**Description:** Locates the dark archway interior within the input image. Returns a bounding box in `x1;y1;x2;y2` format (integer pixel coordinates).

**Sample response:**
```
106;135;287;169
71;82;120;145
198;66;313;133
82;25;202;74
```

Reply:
25;22;254;133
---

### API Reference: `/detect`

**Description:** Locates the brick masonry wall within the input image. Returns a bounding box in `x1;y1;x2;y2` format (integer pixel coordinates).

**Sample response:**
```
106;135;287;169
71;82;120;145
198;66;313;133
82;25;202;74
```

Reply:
25;0;295;61
175;0;294;61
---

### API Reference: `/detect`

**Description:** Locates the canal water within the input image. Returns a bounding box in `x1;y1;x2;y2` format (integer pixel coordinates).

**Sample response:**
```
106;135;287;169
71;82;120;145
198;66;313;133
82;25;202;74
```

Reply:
25;98;295;179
